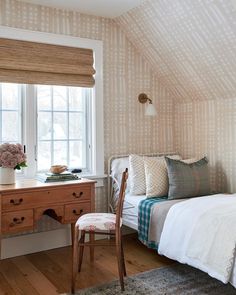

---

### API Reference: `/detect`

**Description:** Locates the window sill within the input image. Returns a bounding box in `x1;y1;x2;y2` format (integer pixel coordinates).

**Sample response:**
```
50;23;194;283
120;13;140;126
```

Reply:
17;173;107;188
80;173;107;179
79;173;107;188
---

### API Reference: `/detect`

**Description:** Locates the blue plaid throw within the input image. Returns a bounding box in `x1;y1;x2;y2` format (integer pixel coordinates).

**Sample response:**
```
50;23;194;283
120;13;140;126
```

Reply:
138;197;167;250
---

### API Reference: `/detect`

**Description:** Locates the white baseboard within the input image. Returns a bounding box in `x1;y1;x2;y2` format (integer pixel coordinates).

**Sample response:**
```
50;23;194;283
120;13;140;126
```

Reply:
1;226;134;259
1;227;72;259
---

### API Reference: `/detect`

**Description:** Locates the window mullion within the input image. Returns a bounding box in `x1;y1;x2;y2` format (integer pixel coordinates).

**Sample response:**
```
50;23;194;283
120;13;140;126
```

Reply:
67;88;70;167
24;84;37;178
85;88;92;173
0;84;2;143
19;84;22;145
51;86;54;166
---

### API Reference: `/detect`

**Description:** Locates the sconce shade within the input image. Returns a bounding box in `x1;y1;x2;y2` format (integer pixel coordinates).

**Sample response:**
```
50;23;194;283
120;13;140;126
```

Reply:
145;103;157;116
138;93;157;116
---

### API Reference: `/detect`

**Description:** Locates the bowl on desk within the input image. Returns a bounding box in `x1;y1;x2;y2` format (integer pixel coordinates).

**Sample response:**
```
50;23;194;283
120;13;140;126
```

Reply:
50;165;68;174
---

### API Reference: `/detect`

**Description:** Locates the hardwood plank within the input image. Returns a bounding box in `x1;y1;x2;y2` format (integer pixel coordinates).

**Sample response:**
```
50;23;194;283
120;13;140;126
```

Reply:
12;256;58;295
26;252;69;294
124;236;173;274
47;246;115;290
33;249;72;293
0;272;16;295
0;234;173;294
0;260;39;295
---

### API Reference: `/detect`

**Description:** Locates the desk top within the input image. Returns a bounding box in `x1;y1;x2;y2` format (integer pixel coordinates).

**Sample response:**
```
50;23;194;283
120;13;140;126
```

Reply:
0;178;96;193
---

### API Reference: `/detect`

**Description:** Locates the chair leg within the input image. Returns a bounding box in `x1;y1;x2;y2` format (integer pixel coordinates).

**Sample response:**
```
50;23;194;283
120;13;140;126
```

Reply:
71;227;79;294
71;222;75;247
121;239;127;277
78;230;85;272
116;233;124;291
89;232;95;262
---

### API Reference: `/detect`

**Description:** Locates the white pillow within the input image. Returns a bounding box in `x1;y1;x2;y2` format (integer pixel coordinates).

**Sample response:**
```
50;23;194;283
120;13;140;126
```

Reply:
111;156;130;192
129;154;181;195
144;155;181;198
129;154;148;195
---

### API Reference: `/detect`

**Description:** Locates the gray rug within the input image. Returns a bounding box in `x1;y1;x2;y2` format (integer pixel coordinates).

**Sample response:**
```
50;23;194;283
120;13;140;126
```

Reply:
64;264;236;295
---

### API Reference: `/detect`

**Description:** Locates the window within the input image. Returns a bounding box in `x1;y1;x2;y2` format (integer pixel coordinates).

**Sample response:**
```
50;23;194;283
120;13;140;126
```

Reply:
0;27;104;178
0;82;93;176
37;85;91;172
0;83;22;144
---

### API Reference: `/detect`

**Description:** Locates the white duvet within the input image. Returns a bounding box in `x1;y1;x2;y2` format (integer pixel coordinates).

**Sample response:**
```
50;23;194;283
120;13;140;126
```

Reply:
158;194;236;286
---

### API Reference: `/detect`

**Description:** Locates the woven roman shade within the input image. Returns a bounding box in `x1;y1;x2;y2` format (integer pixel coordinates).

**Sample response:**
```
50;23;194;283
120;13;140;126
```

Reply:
0;38;95;87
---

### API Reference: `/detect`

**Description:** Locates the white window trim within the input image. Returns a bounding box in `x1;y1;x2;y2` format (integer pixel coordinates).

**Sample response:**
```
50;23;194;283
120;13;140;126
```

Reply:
0;26;104;177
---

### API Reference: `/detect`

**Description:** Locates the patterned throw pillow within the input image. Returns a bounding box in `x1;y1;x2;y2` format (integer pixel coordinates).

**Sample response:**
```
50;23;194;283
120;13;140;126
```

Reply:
144;155;182;198
129;154;148;195
129;154;181;195
165;157;210;199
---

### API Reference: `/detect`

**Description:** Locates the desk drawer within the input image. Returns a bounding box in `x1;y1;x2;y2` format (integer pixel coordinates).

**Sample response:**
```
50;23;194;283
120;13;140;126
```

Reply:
65;202;91;222
2;209;33;233
2;190;53;211
2;185;91;211
53;186;91;203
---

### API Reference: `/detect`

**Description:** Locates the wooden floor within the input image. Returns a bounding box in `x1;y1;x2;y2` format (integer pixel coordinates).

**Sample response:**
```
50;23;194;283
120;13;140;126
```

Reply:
0;234;173;295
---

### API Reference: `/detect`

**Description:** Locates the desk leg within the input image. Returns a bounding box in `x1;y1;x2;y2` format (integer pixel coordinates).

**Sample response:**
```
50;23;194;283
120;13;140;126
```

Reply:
89;232;94;262
0;195;2;260
0;234;1;260
71;223;76;248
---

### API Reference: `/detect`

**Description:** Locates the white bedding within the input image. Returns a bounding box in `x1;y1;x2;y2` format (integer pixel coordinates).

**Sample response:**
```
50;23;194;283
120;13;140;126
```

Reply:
122;193;146;230
158;194;236;287
123;194;236;288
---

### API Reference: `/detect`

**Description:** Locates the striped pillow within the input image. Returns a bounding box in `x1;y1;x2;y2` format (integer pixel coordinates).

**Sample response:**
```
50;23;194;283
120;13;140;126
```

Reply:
144;155;182;198
129;154;148;195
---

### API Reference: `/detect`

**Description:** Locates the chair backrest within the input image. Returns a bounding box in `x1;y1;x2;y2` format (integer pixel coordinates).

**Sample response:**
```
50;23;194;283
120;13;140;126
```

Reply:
115;168;128;229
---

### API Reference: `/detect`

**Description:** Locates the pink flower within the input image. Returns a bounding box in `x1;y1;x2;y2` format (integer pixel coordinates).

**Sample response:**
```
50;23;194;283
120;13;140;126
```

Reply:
0;143;27;170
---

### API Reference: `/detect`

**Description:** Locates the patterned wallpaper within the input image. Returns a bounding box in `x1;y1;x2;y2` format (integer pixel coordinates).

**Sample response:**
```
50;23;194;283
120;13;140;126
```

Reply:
117;0;236;193
117;0;236;102
0;0;174;162
1;0;236;219
0;0;174;234
175;99;236;193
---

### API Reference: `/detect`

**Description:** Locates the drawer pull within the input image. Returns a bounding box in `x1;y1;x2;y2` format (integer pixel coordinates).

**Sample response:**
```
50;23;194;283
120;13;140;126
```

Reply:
10;198;23;205
10;217;25;226
72;192;83;198
72;209;83;216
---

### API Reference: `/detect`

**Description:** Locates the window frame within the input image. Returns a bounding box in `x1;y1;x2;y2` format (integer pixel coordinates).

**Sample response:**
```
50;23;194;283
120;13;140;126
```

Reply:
0;83;23;145
36;85;91;173
0;26;104;178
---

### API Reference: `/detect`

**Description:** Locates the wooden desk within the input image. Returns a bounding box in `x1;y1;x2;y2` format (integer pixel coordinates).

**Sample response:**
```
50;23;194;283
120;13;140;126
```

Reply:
0;178;96;257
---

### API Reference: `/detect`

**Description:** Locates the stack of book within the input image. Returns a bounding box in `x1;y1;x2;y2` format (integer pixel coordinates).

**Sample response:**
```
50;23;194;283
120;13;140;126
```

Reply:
37;171;80;183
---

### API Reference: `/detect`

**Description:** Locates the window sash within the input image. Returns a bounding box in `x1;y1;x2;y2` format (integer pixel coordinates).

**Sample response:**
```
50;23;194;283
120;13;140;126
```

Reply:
0;83;92;177
0;83;22;144
36;85;90;172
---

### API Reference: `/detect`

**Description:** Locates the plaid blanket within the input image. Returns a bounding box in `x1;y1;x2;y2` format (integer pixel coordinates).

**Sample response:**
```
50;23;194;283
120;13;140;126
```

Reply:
138;197;168;250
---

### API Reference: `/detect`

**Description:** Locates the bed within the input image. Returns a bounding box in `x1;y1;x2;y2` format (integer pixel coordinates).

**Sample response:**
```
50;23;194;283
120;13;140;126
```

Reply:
108;152;184;243
108;153;177;230
108;154;236;288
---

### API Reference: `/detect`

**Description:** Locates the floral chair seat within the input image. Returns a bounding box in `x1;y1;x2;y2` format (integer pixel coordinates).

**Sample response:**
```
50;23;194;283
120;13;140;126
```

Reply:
76;213;122;231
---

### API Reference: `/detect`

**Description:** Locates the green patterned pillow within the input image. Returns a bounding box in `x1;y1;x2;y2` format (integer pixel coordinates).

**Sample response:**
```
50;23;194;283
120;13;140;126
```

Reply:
165;157;210;200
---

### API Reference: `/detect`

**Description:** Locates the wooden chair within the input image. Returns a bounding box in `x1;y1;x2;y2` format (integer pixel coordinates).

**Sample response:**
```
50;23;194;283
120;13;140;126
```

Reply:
71;168;128;294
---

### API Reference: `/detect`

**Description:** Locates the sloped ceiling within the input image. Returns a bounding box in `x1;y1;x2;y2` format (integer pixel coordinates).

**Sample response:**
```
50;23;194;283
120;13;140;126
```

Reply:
116;0;236;102
16;0;144;18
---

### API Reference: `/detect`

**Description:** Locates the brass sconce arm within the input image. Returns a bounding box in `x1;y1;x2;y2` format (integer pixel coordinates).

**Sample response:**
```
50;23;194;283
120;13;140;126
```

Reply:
138;93;153;104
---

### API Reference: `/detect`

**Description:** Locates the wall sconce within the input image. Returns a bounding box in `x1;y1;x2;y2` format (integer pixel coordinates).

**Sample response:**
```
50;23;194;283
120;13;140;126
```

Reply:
138;93;157;116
